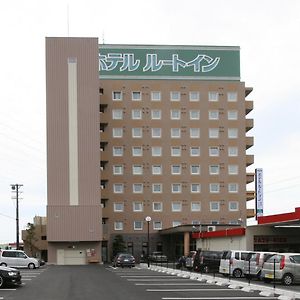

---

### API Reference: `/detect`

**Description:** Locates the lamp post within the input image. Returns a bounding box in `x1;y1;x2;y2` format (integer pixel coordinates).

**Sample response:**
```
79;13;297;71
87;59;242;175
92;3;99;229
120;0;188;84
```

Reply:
145;216;151;268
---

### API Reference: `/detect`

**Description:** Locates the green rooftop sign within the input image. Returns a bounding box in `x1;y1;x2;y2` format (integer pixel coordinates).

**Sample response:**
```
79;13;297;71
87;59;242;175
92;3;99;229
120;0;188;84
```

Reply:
99;45;240;80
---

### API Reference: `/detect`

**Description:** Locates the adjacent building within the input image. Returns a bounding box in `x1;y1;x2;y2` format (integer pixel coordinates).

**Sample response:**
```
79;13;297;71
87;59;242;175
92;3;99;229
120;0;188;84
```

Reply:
46;37;254;264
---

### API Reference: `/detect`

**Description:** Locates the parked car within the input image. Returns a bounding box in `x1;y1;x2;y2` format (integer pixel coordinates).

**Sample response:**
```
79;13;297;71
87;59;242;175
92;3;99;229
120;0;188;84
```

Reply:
0;250;40;269
0;265;22;288
112;253;135;268
185;251;196;270
193;250;223;273
149;252;168;262
219;250;252;278
243;251;276;279
261;253;300;286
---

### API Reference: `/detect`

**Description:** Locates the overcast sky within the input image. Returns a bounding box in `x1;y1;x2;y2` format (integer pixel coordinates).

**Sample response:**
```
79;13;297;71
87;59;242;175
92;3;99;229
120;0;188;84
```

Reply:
0;0;299;244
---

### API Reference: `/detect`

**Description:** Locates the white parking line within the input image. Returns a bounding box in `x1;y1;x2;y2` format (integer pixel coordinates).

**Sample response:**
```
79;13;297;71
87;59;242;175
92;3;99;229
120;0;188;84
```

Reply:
0;288;16;291
147;289;233;292
122;275;177;278
127;278;193;281
136;283;208;286
22;278;32;281
162;298;278;300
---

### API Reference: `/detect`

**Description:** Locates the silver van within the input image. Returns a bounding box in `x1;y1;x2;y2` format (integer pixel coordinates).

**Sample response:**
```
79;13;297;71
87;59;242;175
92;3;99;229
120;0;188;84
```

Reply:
261;253;300;286
219;250;252;278
0;250;40;269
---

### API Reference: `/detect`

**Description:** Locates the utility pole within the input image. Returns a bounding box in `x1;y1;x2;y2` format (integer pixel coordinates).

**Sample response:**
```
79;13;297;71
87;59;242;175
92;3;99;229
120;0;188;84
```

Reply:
11;184;23;250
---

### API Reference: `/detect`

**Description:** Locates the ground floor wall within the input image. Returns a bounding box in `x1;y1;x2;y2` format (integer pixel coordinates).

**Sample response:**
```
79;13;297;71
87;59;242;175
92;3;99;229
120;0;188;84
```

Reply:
48;241;101;265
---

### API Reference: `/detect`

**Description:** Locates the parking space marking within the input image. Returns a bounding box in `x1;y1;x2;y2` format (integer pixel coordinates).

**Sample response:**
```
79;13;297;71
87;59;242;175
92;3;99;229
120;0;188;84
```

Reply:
127;278;193;281
147;288;232;292
161;298;278;300
122;275;177;278
136;283;208;286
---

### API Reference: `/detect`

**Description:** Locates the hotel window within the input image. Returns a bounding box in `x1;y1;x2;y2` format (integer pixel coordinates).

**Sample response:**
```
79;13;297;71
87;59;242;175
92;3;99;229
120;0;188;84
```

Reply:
173;221;181;227
152;165;162;175
209;110;219;120
172;183;182;193
190;128;200;138
171;146;181;156
190;110;200;120
112;109;123;120
191;202;201;212
210;201;220;211
209;128;219;138
133;202;143;212
209;165;220;175
152;128;161;138
133;183;143;193
208;91;219;102
113;184;124;193
189;91;200;101
227;91;238;102
228;165;238;175
152;146;162;156
170;91;180;101
191;165;200;175
228;110;238;120
113;146;124;156
151;109;161;119
172;202;182;212
153;202;163;212
153;221;162;230
134;221;143;230
151;91;161;101
228;146;238;156
229;201;239;211
170;109;181;120
192;220;201;225
132;146;143;156
228;183;238;193
132;127;142;138
112;128;123;138
210;183;220;193
152;183;162;193
132;91;141;101
114;203;124;212
171;165;181;175
113;165;123;175
191;183;201;193
132;165;143;175
112;91;122;101
171;128;181;138
190;147;200;156
114;221;123;230
209;146;219;157
228;128;238;138
132;109;142;119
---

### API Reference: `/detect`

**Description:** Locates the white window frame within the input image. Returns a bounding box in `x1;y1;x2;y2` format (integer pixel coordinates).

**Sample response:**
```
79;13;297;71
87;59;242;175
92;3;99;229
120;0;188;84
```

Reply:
113;146;123;156
208;91;219;102
228;110;238;120
153;221;162;230
189;91;200;102
171;128;181;138
171;146;181;156
132;91;141;101
209;165;220;175
228;146;238;157
112;91;122;101
133;202;143;212
190;128;200;138
228;165;238;175
132;165;143;175
133;183;143;193
132;127;143;138
227;91;238;102
209;146;219;157
189;110;200;120
190;165;200;175
210;201;220;211
151;91;161;101
170;91;180;101
209;128;219;139
153;202;163;212
113;165;123;175
172;183;182;193
229;201;239;211
228;183;239;193
134;221;143;230
152;165;162;175
228;128;238;138
151;128;161;138
113;183;124;193
208;110;219;120
172;202;182;212
114;203;124;212
114;221;123;230
112;128;123;138
190;147;200;156
132;146;143;156
173;221;181;227
171;165;181;175
170;109;181;120
151;109;161;119
191;202;201;212
132;109;142;120
112;109;123;120
151;146;162;156
210;183;220;193
152;183;162;193
191;183;201;193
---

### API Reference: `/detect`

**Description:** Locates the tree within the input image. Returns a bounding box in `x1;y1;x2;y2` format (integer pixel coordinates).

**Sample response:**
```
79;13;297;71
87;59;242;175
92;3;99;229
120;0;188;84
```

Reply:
24;222;37;256
112;234;126;258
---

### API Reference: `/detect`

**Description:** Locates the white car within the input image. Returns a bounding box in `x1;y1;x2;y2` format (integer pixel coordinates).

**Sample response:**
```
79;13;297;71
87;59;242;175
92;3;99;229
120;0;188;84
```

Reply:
0;250;40;269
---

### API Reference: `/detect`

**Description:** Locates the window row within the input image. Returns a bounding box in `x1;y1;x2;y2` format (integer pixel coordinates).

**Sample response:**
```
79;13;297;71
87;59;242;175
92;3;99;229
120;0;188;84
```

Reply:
112;183;239;193
112;91;238;102
113;164;239;175
112;109;239;120
113;201;239;212
112;146;238;157
112;128;239;139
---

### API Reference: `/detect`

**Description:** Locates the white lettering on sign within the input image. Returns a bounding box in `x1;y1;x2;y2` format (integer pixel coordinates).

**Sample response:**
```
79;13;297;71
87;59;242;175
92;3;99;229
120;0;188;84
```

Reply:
99;53;220;73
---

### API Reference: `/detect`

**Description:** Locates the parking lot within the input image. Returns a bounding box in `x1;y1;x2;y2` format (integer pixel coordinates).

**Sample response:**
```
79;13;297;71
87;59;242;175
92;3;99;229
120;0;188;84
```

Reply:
0;264;299;300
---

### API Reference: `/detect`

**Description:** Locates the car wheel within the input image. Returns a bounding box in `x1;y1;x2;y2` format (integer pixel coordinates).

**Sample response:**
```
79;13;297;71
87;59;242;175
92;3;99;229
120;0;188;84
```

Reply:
232;268;243;278
28;263;35;269
0;275;4;288
282;273;293;286
0;263;7;267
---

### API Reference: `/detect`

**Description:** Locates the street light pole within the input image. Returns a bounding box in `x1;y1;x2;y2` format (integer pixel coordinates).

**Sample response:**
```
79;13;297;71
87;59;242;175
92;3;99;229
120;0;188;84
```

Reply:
11;184;23;250
145;216;151;268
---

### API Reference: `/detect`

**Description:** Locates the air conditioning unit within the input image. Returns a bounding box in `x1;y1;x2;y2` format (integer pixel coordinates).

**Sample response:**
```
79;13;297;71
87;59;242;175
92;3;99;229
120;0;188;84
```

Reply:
207;226;216;232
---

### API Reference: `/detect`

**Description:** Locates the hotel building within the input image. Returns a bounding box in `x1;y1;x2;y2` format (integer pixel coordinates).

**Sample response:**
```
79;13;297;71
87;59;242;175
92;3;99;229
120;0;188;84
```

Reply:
46;37;254;264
